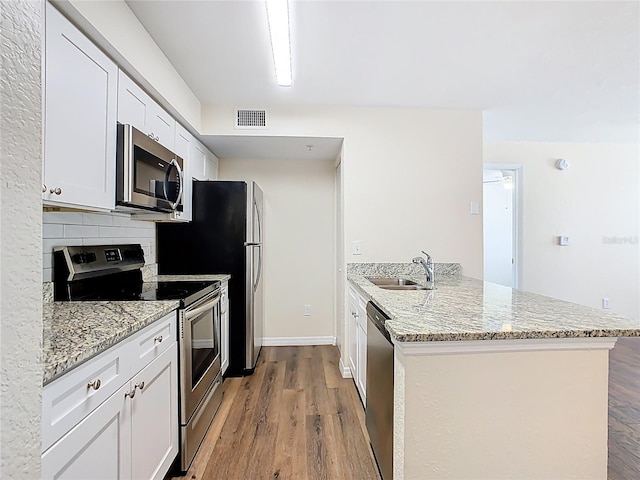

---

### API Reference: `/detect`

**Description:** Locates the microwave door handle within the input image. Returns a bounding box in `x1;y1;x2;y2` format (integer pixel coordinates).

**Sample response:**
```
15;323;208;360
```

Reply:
163;159;184;210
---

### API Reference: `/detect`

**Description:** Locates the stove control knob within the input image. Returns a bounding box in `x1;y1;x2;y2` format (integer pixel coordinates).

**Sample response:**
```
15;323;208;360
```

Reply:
86;252;97;263
71;253;86;264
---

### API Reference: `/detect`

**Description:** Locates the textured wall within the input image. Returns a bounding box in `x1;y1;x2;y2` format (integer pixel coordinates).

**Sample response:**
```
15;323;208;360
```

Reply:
0;1;43;477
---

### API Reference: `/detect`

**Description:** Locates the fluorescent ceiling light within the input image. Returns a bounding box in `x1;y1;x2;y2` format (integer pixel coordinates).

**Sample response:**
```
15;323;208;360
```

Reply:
266;0;292;87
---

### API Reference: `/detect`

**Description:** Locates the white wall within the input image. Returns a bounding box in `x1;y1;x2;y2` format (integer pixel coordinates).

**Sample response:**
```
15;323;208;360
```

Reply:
204;105;485;278
485;142;640;319
42;212;157;282
219;159;335;341
55;0;201;131
0;1;43;476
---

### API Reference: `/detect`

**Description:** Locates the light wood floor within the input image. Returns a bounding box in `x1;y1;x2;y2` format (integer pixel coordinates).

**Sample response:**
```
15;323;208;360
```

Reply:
175;341;640;480
608;336;640;479
174;346;380;480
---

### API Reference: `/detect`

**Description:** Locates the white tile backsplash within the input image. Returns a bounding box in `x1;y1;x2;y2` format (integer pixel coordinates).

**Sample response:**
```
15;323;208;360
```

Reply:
42;211;156;282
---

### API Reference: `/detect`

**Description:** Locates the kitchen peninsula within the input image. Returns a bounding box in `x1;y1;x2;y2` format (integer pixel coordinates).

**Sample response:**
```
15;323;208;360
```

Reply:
347;263;640;480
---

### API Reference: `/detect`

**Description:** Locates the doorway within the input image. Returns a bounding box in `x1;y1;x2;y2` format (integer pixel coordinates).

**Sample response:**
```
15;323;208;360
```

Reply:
483;164;522;288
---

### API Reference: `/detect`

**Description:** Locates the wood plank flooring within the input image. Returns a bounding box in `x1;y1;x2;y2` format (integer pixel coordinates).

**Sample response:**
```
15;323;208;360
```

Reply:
174;346;380;480
175;340;640;480
608;336;640;480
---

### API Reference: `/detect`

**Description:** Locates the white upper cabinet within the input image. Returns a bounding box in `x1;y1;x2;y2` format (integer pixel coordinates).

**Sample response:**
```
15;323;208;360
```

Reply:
173;123;193;222
43;2;118;210
117;71;175;151
205;151;219;181
190;140;208;181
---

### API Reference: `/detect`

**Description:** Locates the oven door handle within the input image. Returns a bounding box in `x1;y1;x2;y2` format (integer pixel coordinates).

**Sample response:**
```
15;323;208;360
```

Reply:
185;294;220;321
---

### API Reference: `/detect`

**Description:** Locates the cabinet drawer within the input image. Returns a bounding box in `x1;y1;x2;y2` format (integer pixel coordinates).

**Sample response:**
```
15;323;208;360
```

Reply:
42;342;131;452
129;311;176;376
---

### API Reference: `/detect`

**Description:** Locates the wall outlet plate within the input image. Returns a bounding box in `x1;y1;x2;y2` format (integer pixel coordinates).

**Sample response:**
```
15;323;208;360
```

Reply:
352;240;362;255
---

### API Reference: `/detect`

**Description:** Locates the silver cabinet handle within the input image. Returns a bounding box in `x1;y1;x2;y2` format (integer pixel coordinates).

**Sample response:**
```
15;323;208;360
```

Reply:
125;388;136;399
87;379;101;390
136;382;145;390
49;187;62;195
155;135;159;142
154;335;163;343
42;184;47;193
148;132;154;139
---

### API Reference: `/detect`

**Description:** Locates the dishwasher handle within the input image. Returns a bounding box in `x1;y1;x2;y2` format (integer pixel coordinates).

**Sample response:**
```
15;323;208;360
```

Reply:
366;301;393;344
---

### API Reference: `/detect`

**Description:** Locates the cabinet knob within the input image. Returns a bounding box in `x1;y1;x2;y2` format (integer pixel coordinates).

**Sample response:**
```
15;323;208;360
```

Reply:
42;184;47;193
124;388;136;399
154;335;163;343
87;379;101;390
136;381;145;391
49;187;62;195
148;132;154;139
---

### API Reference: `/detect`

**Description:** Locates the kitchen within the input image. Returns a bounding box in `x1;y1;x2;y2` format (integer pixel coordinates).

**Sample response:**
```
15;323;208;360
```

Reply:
2;1;639;479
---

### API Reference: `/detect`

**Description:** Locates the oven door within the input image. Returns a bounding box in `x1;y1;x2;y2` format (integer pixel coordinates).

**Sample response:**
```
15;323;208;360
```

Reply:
179;290;221;422
116;123;184;212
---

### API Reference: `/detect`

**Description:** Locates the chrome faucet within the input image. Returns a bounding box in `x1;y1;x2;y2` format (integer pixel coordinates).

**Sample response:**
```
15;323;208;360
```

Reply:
412;251;435;287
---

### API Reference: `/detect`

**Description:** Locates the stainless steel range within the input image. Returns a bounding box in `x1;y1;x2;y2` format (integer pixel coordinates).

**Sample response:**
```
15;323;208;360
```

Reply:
53;244;222;473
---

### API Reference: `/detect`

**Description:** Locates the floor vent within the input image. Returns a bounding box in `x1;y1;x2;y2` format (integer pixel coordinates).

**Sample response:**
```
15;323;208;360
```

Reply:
235;109;267;129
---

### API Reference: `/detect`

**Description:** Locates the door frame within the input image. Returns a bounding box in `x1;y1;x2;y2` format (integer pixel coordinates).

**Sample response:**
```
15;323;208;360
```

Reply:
483;163;523;289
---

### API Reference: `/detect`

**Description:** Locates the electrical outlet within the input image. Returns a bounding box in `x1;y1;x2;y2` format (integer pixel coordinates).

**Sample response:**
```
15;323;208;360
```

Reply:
559;236;570;246
304;305;311;316
602;298;610;309
352;240;362;255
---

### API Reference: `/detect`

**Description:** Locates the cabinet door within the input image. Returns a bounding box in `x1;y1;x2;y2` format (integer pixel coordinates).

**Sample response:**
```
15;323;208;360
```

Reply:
117;71;175;151
190;141;207;181
148;105;175;151
174;124;193;222
43;2;117;210
42;384;131;480
130;343;178;480
204;151;219;180
347;287;358;379
357;323;367;404
221;282;229;375
117;71;150;134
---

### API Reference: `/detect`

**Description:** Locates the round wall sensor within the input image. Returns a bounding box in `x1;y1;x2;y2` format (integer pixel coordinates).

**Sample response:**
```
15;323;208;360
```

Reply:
556;159;569;170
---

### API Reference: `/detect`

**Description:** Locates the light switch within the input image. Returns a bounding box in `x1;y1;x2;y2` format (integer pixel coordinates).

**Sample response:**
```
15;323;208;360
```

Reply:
470;201;480;215
353;240;362;255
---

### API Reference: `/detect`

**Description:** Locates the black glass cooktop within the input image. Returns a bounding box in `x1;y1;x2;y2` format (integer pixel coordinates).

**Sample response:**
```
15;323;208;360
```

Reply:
68;279;219;307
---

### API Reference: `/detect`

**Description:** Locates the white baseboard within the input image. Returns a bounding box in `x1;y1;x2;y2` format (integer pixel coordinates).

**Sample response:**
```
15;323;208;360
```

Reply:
339;357;352;378
262;336;336;347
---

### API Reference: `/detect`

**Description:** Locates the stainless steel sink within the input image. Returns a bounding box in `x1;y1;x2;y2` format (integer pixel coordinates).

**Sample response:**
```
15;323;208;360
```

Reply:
366;277;418;286
378;284;428;291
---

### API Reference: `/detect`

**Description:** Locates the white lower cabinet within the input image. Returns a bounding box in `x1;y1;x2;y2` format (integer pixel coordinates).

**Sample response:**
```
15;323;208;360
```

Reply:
42;383;131;480
220;280;230;375
131;345;178;480
347;283;368;404
42;312;178;480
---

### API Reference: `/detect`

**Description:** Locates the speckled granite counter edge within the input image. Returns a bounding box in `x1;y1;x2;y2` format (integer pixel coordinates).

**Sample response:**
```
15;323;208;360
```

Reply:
346;263;640;343
43;301;179;385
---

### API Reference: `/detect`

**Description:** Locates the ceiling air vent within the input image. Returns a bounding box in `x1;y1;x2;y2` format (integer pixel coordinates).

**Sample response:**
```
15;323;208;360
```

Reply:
235;109;267;129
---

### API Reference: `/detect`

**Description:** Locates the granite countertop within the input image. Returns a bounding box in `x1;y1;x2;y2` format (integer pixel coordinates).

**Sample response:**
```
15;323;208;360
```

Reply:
42;274;229;385
347;268;640;343
43;300;179;385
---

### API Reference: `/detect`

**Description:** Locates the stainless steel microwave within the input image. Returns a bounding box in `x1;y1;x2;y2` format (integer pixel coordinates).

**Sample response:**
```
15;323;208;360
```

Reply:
116;123;184;213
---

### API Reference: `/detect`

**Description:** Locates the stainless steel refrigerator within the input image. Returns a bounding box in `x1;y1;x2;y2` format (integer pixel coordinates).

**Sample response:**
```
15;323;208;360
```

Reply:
157;181;264;375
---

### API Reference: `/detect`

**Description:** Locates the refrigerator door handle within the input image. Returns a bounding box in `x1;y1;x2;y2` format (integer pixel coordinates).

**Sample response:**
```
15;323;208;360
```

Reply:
244;242;262;246
254;244;262;293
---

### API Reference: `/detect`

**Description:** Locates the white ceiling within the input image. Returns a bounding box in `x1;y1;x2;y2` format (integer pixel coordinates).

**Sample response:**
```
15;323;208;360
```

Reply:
201;135;342;161
127;0;639;144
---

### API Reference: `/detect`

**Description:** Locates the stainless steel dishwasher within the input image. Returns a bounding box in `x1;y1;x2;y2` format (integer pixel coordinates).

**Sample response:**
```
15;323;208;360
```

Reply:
366;301;394;480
